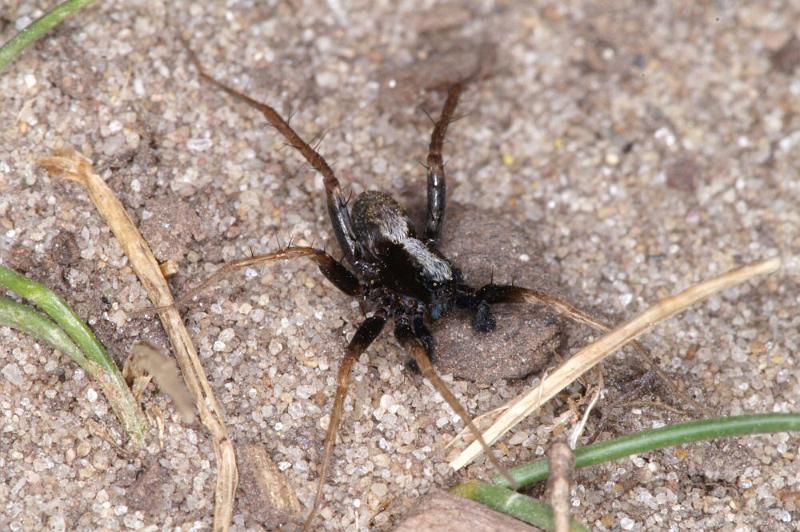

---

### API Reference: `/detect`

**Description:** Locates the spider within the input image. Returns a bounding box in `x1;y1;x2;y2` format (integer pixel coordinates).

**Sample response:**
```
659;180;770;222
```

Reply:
181;49;598;530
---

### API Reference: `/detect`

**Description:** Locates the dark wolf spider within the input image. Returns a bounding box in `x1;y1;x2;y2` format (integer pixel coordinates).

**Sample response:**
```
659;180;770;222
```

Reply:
182;50;602;530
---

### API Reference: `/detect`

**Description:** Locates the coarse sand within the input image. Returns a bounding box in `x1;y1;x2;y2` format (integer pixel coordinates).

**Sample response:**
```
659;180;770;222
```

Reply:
1;1;799;530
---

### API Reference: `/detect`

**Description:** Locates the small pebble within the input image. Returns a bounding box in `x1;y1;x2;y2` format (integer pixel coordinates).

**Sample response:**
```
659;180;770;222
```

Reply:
2;363;24;387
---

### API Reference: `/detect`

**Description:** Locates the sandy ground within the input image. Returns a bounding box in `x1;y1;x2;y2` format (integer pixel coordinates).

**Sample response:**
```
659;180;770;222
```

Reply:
1;1;799;530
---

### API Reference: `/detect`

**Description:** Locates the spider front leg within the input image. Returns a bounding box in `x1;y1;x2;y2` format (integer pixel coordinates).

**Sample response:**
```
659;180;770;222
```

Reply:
475;283;705;412
303;312;386;532
475;284;611;332
453;284;497;333
424;83;465;244
186;48;363;267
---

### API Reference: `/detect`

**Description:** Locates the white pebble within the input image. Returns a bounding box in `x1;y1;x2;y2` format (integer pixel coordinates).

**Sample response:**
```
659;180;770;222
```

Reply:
2;363;24;387
187;138;213;152
15;16;32;31
86;388;98;402
133;78;145;96
654;126;676;147
370;483;388;497
218;328;235;342
315;71;339;88
269;339;283;355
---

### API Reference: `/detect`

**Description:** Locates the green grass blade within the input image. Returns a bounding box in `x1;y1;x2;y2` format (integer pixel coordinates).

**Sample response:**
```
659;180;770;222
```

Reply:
0;266;146;445
493;413;800;489
0;295;91;370
0;0;98;72
452;480;589;532
0;265;116;373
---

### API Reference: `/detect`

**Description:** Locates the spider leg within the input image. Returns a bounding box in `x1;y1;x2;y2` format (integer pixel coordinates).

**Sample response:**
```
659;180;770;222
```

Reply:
403;315;436;373
185;48;361;265
475;283;707;413
394;319;518;489
303;312;386;531
455;285;497;332
475;284;611;332
424;83;465;244
142;247;360;314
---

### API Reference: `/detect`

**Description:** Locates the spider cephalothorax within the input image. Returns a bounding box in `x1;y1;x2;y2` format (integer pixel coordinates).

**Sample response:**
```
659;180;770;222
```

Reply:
186;51;543;529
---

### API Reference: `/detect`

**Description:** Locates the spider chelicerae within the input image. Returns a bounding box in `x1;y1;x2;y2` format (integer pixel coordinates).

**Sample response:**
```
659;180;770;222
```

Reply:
180;48;590;530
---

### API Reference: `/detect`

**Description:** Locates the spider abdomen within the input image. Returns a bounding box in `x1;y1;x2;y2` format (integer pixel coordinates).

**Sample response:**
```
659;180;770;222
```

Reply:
351;191;416;253
352;191;455;312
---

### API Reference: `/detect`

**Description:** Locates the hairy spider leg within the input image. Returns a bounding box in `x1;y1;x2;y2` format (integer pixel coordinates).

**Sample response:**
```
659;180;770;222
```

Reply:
303;312;387;532
424;83;465;245
152;247;360;313
394;319;519;489
476;284;705;412
187;51;363;268
477;284;621;335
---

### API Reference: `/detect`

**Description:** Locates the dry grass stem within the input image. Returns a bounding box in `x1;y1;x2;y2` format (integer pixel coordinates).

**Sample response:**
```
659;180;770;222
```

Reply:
450;257;781;470
518;288;706;415
546;437;574;532
40;149;238;531
444;404;511;450
569;377;604;449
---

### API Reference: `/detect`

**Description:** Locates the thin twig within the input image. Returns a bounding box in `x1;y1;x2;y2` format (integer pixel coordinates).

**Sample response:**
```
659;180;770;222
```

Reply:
569;381;603;450
546;437;574;532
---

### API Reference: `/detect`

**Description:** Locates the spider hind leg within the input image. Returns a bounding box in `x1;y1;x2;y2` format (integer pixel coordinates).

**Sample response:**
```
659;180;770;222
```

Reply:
394;319;518;488
302;312;386;531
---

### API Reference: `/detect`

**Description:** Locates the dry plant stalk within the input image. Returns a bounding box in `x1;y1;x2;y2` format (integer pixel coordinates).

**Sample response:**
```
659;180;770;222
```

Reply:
546;437;574;532
516;287;706;415
40;149;237;532
450;257;781;470
568;370;604;449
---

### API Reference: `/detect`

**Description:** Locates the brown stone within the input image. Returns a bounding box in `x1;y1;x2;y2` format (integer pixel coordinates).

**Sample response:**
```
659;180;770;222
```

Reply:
395;489;536;532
